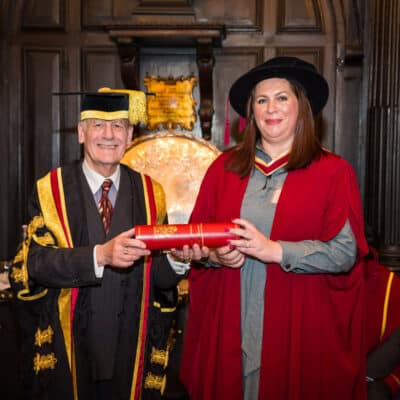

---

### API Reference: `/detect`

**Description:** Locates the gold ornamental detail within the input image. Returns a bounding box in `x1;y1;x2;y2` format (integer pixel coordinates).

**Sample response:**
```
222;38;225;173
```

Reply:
33;352;58;374
150;347;169;369
10;266;24;284
35;325;54;347
144;373;166;394
153;225;178;236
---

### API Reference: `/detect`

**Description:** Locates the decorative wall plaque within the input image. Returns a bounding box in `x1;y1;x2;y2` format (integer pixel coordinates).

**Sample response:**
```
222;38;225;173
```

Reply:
144;76;197;131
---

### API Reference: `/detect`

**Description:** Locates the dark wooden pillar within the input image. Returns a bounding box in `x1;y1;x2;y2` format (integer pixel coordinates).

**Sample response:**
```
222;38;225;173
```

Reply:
196;38;215;140
116;39;140;90
365;0;400;269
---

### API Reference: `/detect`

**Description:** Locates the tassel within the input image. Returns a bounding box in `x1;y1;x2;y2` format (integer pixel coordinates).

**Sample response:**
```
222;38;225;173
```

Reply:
239;116;247;134
224;97;231;146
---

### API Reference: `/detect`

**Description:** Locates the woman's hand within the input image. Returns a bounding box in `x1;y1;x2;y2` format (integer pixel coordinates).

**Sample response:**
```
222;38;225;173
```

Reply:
170;243;245;269
211;245;246;268
170;244;209;264
229;218;283;264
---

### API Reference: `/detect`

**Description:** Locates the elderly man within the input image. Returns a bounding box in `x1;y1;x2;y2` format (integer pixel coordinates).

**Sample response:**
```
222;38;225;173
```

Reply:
10;91;183;400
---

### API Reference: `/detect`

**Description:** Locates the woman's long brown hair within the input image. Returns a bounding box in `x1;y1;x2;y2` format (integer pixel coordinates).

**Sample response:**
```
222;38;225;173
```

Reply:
225;81;324;178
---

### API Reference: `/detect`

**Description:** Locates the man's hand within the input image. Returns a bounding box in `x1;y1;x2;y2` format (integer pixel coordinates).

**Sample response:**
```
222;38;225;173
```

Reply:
96;228;150;268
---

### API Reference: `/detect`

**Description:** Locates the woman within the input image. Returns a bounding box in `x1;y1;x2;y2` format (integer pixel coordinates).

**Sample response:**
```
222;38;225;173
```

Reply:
179;57;370;400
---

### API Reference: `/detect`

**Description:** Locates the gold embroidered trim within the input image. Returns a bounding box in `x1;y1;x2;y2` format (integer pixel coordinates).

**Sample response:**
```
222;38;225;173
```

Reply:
33;352;58;374
35;326;54;347
381;271;394;339
150;347;169;369
80;110;129;121
144;373;166;394
150;178;166;225
10;265;24;284
130;176;155;399
37;169;77;397
152;301;176;313
11;215;49;301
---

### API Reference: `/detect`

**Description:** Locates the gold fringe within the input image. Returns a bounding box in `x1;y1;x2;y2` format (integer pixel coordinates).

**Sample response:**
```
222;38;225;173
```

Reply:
98;87;148;125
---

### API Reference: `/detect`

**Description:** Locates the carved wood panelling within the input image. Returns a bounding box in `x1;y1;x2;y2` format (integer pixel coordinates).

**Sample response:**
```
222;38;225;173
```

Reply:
133;0;195;15
277;0;323;33
193;0;262;31
83;0;262;31
22;0;65;29
23;48;63;205
336;67;363;180
81;48;124;91
344;0;363;48
276;46;323;73
82;0;113;27
213;48;264;148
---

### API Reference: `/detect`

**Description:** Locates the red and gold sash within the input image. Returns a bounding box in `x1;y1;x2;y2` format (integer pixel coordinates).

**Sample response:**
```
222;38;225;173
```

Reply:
130;174;165;399
37;168;79;397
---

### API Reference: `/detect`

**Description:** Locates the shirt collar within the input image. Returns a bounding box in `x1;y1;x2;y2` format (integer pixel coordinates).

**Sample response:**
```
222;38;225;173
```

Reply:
82;160;121;194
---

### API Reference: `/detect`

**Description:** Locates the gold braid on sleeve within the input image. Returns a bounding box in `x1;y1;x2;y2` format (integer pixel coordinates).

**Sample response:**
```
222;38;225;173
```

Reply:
10;215;55;301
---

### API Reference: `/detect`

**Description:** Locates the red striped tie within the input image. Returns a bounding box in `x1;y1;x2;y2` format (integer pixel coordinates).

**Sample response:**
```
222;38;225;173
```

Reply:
98;179;113;233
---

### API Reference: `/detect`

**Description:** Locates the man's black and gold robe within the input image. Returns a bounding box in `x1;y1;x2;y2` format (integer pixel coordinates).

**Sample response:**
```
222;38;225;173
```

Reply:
10;162;179;400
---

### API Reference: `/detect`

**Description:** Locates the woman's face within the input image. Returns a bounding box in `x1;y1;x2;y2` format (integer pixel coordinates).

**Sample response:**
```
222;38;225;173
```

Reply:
252;77;299;153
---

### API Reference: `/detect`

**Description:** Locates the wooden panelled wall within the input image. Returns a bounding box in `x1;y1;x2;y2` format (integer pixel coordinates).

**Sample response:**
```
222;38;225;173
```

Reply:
0;0;367;260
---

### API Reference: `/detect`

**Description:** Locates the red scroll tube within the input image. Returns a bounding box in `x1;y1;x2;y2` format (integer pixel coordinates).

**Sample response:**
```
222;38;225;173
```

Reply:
134;222;240;250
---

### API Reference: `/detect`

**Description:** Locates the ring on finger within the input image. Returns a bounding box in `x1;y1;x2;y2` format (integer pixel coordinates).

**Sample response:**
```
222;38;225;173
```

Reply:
123;247;129;254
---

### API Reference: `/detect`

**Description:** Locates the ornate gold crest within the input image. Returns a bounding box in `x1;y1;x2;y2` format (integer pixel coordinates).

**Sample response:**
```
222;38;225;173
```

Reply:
144;76;197;131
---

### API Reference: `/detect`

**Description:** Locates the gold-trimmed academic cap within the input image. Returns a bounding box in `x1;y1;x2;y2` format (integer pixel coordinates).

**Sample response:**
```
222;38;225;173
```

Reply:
80;92;130;122
98;87;147;125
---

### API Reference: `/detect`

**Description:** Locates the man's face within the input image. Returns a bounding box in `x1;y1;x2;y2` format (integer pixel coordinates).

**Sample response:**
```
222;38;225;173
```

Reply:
78;118;133;176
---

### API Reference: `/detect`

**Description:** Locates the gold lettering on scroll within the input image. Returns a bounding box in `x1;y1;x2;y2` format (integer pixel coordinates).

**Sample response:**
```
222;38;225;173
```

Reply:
144;76;197;131
153;225;178;236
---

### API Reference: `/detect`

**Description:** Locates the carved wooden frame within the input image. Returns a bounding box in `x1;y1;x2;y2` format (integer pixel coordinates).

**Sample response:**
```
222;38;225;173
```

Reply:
107;25;225;140
277;0;323;33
